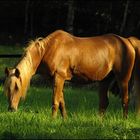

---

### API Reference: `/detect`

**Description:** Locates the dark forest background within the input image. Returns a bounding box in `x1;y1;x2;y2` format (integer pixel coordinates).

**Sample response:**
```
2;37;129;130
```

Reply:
0;0;140;46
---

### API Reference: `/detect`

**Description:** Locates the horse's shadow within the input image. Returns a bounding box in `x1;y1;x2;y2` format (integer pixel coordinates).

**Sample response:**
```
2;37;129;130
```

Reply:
1;131;18;140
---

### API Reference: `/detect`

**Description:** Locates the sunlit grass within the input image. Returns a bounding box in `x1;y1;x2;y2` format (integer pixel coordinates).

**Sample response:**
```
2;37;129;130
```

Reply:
0;86;140;139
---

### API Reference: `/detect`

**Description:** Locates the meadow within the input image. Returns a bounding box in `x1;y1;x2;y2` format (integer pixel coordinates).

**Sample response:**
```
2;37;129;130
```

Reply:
0;86;140;139
0;45;140;139
0;45;23;78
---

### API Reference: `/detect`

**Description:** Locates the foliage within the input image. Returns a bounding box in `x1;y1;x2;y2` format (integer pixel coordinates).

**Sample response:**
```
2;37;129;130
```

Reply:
0;0;140;46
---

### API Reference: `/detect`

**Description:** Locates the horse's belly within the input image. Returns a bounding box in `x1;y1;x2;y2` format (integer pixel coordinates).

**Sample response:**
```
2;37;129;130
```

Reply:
74;63;112;81
86;69;111;81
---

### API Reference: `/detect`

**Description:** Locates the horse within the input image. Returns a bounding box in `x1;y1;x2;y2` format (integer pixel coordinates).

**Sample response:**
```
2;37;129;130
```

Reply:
4;30;135;119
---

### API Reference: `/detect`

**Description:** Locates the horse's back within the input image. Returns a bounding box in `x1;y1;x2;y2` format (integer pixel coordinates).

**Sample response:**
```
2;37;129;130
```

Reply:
69;32;135;82
42;31;135;81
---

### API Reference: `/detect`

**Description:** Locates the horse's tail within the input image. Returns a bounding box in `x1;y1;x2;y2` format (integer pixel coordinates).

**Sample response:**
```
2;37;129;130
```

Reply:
128;37;140;114
128;37;140;66
128;37;140;49
109;36;135;98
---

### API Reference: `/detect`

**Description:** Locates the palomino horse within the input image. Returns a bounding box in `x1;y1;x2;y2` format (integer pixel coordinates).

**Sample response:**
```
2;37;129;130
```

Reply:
4;30;135;118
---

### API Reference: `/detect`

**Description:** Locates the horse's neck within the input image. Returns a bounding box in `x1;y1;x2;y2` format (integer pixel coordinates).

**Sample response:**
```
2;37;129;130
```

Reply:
16;47;45;97
16;54;33;94
18;42;46;76
17;52;34;76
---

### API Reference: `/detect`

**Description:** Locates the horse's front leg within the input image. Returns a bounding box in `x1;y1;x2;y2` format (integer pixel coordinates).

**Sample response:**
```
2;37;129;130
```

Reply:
52;73;67;119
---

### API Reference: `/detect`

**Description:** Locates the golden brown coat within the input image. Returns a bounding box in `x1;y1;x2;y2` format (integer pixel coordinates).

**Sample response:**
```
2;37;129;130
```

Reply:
4;30;135;118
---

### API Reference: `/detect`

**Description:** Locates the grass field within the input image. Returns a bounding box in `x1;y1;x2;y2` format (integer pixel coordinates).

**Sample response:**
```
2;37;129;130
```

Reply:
0;45;23;77
0;85;140;139
1;45;140;139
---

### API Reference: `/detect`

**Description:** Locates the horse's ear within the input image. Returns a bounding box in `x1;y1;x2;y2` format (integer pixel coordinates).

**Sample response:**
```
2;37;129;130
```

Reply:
15;68;20;78
5;67;10;76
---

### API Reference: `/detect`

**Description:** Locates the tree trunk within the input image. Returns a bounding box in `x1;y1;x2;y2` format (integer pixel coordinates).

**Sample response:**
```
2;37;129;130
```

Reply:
120;0;130;35
24;0;34;38
104;1;112;33
24;0;30;35
30;8;34;37
29;1;34;37
66;0;75;34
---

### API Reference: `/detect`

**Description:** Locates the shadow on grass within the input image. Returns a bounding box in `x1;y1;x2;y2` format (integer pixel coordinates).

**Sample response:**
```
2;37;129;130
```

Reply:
1;131;18;140
1;131;54;139
130;128;140;135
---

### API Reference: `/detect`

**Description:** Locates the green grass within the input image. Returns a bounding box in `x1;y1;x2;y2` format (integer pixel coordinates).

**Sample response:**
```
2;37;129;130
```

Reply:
0;45;23;54
0;85;140;139
0;45;23;77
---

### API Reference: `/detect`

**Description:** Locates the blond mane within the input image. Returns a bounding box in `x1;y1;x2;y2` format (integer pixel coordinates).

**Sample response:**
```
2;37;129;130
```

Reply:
16;37;46;98
26;37;45;57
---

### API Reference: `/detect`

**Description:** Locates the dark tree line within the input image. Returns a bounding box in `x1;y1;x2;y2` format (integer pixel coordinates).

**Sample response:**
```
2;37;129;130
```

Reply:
0;0;140;45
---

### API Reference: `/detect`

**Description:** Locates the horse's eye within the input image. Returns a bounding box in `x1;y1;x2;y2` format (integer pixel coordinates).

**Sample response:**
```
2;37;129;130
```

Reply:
15;83;19;91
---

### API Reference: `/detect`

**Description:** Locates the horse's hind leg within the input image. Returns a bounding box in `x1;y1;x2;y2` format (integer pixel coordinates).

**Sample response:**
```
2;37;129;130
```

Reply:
134;74;140;115
117;66;134;118
99;76;113;116
118;57;135;118
118;80;129;118
52;73;67;119
133;53;140;115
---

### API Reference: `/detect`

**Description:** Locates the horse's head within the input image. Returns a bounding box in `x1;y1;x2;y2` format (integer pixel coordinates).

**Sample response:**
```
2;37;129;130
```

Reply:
4;67;22;112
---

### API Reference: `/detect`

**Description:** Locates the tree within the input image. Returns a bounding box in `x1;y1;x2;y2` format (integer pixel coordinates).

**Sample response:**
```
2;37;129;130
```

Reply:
24;0;34;38
120;0;130;35
24;0;30;36
66;0;75;34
